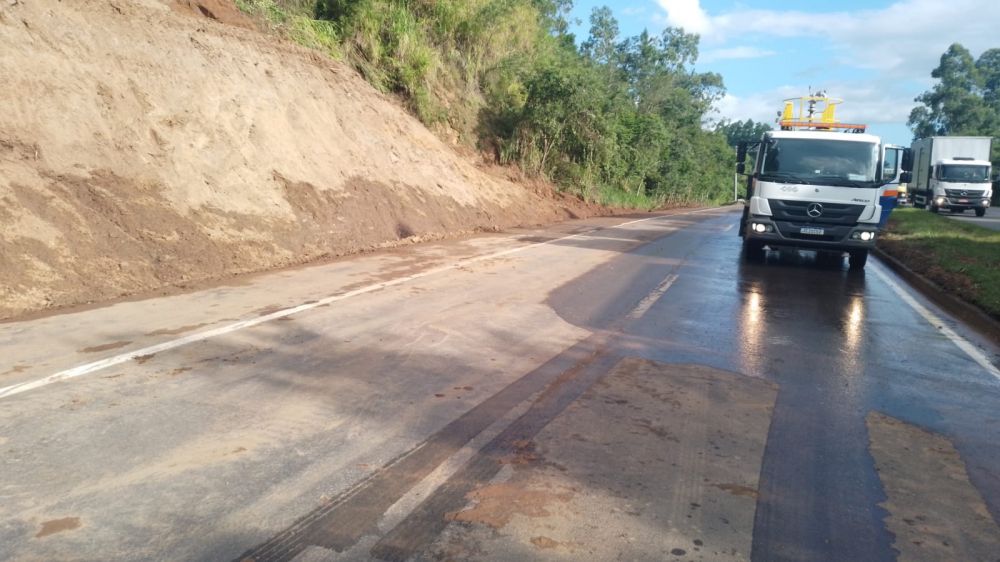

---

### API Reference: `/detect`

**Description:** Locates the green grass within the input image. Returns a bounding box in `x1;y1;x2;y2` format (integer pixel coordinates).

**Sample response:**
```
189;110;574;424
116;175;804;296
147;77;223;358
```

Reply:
235;0;341;59
881;208;1000;318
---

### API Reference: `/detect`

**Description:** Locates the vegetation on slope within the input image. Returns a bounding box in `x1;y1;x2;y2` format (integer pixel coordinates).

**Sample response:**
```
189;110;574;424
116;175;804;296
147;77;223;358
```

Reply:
236;0;735;208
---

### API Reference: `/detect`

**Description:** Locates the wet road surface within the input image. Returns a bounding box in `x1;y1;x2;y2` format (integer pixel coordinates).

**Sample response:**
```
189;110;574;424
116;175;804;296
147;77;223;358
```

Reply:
1;207;999;561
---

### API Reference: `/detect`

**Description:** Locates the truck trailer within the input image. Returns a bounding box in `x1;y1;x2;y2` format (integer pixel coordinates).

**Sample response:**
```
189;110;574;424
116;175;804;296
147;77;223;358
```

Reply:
910;136;993;216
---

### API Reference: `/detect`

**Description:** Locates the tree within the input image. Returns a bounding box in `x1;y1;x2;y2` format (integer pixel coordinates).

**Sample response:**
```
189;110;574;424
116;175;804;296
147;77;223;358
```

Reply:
909;43;1000;170
716;119;772;146
908;43;995;137
580;7;619;67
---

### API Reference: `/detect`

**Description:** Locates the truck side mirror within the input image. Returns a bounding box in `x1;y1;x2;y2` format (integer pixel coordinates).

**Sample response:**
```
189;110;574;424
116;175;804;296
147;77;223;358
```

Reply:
901;148;913;172
736;142;747;165
736;162;746;174
899;171;912;184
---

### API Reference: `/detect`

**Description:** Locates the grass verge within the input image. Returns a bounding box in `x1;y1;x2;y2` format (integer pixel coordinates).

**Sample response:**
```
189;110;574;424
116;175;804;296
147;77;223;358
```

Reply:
879;208;1000;319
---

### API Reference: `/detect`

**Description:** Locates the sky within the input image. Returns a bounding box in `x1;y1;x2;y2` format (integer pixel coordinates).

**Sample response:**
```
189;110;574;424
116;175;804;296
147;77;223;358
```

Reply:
568;0;1000;146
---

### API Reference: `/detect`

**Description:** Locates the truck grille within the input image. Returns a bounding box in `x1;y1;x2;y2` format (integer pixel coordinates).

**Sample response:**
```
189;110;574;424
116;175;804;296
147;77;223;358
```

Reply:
945;189;985;198
768;199;865;225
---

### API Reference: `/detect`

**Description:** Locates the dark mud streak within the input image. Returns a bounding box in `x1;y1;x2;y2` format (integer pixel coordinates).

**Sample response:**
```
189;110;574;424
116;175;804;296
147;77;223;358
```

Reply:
368;349;621;562
145;322;209;336
234;336;611;562
35;517;81;538
79;340;132;353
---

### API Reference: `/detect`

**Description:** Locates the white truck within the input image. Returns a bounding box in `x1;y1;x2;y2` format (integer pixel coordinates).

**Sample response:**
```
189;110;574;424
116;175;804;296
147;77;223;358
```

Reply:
736;95;908;270
910;136;993;216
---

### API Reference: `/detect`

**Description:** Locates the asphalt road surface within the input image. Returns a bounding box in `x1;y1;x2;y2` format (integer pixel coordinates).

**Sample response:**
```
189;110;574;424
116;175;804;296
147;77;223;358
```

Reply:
943;205;1000;231
2;207;999;562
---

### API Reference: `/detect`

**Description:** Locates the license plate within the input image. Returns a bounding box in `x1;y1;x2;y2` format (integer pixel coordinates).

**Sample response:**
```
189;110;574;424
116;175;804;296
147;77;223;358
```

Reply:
959;198;969;203
800;227;825;235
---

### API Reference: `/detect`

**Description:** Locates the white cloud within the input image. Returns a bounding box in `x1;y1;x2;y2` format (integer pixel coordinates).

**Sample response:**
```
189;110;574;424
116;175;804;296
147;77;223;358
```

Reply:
713;85;916;127
662;0;1000;134
656;0;711;34
660;0;1000;78
700;46;777;64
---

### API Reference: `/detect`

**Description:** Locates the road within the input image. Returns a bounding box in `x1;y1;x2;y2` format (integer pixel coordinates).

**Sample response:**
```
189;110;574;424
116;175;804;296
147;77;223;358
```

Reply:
2;207;999;562
943;205;1000;230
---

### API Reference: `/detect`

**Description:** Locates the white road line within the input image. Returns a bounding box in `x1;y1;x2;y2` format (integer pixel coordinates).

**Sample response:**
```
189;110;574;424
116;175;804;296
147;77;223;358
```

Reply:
627;274;679;320
0;208;723;400
871;262;1000;381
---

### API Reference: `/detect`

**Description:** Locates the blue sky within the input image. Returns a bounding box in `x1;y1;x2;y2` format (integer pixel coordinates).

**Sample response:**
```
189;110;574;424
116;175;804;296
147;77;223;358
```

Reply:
568;0;1000;146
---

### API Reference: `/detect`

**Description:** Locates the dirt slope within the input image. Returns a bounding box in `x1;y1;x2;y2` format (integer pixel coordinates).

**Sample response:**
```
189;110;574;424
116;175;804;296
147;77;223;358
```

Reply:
0;0;599;320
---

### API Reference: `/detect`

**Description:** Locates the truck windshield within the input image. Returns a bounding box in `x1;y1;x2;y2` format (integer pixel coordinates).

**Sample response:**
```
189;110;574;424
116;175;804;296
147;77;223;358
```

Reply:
939;164;990;183
760;138;878;187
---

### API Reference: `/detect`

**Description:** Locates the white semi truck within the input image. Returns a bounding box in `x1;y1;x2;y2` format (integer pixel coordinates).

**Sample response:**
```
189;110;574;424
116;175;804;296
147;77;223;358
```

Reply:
736;95;908;270
909;136;993;216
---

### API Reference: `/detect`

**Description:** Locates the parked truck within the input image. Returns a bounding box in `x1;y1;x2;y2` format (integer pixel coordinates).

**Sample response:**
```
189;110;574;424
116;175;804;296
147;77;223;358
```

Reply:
909;136;993;216
736;95;909;270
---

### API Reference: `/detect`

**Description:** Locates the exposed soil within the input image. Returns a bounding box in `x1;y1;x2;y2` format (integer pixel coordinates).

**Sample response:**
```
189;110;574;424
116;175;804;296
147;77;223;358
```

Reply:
0;0;615;321
445;482;573;529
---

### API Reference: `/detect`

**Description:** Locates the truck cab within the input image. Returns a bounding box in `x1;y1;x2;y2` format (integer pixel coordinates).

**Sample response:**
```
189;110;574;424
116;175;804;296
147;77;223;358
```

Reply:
925;158;992;215
736;96;906;270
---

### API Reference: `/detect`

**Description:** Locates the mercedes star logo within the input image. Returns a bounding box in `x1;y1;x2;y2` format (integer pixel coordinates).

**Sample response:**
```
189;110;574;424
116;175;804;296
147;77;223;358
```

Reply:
960;190;968;196
807;203;823;218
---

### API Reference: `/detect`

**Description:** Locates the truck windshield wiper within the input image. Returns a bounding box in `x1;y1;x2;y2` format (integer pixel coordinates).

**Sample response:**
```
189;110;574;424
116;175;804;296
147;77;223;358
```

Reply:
759;173;808;184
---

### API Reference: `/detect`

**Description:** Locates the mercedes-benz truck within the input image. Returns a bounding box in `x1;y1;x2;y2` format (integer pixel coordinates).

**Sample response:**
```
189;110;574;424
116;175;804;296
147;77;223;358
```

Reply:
910;136;993;216
736;95;908;270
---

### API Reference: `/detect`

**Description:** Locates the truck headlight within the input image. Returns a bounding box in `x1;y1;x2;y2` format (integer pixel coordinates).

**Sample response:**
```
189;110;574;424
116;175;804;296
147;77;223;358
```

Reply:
751;222;772;233
851;231;876;241
936;197;947;205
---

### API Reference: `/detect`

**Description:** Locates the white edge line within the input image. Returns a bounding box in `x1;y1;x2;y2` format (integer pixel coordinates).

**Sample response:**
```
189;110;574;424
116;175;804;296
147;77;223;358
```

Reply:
0;207;723;400
871;261;1000;381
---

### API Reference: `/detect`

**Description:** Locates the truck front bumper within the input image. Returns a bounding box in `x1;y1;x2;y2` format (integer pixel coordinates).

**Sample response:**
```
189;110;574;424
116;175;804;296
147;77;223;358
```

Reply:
744;217;877;251
936;196;991;211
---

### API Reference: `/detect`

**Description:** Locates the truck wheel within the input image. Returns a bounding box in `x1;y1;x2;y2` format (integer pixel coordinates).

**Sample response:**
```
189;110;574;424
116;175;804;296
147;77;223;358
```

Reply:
849;250;868;270
976;208;987;217
929;203;939;213
743;238;765;262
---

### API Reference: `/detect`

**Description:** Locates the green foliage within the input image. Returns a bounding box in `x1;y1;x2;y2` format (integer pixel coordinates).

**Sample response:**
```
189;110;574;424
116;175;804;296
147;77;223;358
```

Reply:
909;43;1000;168
238;1;736;207
716;119;772;146
883;208;1000;319
237;0;341;58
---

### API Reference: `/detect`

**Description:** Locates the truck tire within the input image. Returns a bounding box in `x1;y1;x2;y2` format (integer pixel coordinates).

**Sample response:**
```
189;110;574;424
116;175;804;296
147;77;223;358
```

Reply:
849;249;868;270
743;238;765;262
930;203;939;213
976;208;987;217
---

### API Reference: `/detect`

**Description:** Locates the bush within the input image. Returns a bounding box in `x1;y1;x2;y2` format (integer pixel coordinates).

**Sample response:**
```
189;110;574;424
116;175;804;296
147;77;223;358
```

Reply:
239;1;736;207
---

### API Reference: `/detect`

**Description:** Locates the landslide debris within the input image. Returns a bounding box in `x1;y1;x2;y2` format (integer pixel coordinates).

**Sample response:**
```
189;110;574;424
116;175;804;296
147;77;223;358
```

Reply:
0;0;601;320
